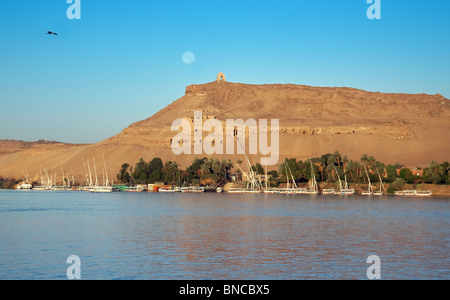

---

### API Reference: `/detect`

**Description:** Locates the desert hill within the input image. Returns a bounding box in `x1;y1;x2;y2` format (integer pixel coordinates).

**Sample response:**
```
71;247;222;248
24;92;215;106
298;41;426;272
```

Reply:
0;80;449;183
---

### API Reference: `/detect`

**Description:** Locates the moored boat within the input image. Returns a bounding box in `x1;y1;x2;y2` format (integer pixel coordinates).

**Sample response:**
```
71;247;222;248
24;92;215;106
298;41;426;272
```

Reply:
416;190;433;197
16;183;32;190
322;189;336;195
159;187;177;193
395;190;417;196
180;187;205;193
91;186;113;193
396;190;433;197
226;188;261;193
336;188;355;195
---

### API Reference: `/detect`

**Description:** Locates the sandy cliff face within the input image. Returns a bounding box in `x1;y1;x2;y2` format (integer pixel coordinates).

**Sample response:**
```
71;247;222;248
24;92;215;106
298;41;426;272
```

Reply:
1;81;449;182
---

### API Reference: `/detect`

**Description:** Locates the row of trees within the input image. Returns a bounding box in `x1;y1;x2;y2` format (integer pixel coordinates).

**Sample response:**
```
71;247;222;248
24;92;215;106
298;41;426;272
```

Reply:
274;152;386;185
116;152;450;187
0;177;20;189
422;161;450;184
117;157;234;187
274;152;449;187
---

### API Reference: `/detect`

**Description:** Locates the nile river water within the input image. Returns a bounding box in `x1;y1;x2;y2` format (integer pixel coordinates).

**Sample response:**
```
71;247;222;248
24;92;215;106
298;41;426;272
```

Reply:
0;190;448;280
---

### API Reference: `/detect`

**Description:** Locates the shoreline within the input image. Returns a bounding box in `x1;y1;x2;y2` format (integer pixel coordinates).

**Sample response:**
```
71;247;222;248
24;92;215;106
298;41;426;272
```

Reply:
3;184;450;197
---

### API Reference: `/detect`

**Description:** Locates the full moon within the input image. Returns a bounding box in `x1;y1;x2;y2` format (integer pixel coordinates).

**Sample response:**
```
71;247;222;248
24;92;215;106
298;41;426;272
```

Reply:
182;51;195;64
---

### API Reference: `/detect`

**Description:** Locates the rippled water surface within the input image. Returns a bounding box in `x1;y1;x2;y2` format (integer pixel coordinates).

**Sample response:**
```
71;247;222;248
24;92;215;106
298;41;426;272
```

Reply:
0;190;448;280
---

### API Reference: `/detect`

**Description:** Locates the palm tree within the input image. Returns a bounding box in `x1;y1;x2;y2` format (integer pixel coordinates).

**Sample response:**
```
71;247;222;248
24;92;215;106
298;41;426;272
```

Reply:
200;163;210;177
425;161;444;184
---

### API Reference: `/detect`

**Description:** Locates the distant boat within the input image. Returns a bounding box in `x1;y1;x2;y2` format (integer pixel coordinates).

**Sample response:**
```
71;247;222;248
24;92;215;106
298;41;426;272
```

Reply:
17;183;32;190
395;190;416;196
91;186;113;193
372;167;385;196
90;157;113;193
339;189;356;195
124;187;144;192
180;187;205;193
227;188;261;194
33;186;51;191
306;159;319;195
395;190;433;197
18;167;32;190
234;153;263;193
322;188;336;195
333;164;355;195
159;187;177;193
342;165;355;195
241;189;262;194
416;190;433;197
278;188;308;194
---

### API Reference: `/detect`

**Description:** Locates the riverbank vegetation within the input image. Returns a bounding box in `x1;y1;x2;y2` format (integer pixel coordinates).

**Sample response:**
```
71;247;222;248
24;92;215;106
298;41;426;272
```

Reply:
117;157;234;187
0;177;20;189
116;151;450;194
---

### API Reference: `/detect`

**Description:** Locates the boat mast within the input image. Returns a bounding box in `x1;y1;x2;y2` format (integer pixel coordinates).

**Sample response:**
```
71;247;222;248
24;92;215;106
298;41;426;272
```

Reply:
265;164;268;190
93;158;99;187
310;159;317;192
363;162;372;193
103;157;109;187
376;167;385;193
284;160;290;189
83;158;89;186
61;165;66;188
343;164;349;189
87;160;93;187
286;161;297;189
234;161;252;184
245;155;258;190
39;166;44;186
333;164;343;192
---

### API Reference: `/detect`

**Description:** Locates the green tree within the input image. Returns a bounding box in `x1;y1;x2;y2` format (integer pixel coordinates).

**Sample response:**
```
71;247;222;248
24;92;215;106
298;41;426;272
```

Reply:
255;163;264;175
347;160;361;183
187;157;207;182
221;159;233;181
399;168;412;178
268;170;278;179
162;161;180;185
279;158;299;183
392;178;405;191
398;168;415;184
326;154;339;182
132;158;149;184
148;157;164;183
386;165;397;183
117;163;132;184
423;161;444;184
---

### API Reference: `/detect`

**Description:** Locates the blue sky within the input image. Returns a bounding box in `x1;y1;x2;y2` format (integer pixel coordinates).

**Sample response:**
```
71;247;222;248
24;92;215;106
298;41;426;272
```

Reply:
1;0;449;143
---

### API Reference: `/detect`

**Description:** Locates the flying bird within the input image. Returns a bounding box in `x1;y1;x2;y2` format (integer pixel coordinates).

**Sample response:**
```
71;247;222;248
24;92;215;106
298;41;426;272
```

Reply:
46;31;58;36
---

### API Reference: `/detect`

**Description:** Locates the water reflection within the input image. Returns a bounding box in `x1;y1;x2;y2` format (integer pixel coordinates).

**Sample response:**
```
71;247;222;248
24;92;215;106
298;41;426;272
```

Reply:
0;191;448;279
